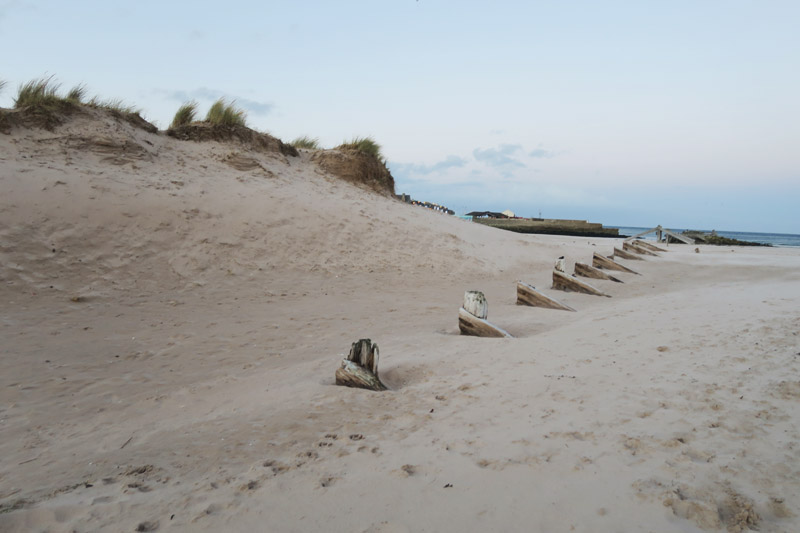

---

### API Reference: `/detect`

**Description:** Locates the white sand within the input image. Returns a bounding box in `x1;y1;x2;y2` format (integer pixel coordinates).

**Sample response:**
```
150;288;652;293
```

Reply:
1;110;799;532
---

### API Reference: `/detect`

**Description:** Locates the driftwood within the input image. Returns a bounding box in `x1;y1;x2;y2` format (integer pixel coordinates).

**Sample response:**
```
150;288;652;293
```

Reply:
335;338;387;391
462;290;488;319
552;270;610;297
458;307;513;338
631;240;666;253
592;253;640;274
516;281;575;311
613;247;644;261
574;262;623;283
623;241;658;256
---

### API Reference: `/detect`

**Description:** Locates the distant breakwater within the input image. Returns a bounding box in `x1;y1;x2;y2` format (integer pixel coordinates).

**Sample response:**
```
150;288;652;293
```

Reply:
473;218;620;238
613;227;800;247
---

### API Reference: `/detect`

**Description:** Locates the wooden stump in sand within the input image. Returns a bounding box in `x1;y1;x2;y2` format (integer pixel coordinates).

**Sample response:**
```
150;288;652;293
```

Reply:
613;247;644;261
574;262;623;283
592;252;640;275
552;270;611;297
335;338;387;391
623;241;659;256
516;281;576;311
459;291;513;338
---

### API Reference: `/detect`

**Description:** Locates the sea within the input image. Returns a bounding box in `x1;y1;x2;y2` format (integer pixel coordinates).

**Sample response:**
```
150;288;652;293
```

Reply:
610;226;800;248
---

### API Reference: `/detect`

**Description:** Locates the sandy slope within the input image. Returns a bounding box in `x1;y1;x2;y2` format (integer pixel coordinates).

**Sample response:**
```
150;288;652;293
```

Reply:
1;111;799;532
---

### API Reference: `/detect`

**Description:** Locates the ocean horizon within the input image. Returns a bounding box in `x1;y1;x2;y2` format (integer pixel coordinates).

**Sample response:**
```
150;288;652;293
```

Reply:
610;226;800;247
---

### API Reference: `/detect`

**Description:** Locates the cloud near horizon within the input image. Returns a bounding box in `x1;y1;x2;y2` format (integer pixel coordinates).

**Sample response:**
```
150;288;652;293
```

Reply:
392;142;558;186
159;87;274;116
472;143;526;169
389;155;467;177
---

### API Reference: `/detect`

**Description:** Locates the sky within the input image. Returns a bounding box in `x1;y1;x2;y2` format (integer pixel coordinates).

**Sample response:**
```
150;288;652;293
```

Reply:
1;0;798;233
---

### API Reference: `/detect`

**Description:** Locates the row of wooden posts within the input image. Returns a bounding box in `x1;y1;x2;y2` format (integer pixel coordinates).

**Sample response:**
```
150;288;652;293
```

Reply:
335;238;667;391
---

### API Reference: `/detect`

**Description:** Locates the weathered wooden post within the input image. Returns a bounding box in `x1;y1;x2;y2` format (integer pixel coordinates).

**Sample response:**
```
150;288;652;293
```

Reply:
554;256;566;273
574;262;623;283
592;252;640;274
459;291;513;338
335;338;387;391
623;241;658;256
516;281;576;311
633;240;666;253
613;247;644;261
552;270;611;297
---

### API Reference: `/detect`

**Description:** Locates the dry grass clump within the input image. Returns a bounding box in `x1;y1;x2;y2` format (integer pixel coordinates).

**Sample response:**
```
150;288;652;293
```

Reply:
14;76;72;111
87;96;156;133
338;136;384;162
88;97;141;116
66;84;87;103
312;135;395;196
0;80;8;133
205;98;246;127
10;76;77;130
170;101;198;129
5;76;155;132
291;135;321;149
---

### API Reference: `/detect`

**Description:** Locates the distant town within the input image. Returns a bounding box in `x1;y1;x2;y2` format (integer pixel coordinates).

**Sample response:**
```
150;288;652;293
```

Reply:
396;193;455;215
396;193;619;238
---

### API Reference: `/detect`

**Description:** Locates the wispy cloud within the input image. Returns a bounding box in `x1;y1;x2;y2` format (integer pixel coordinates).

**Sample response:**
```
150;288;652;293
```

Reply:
390;155;467;177
158;87;274;116
472;143;526;168
0;0;35;23
529;148;555;158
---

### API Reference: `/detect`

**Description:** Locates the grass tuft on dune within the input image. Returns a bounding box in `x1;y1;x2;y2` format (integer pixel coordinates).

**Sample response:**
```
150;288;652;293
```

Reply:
291;136;321;150
66;84;87;103
338;136;384;162
205;99;246;127
170;101;198;129
14;76;73;111
88;97;141;116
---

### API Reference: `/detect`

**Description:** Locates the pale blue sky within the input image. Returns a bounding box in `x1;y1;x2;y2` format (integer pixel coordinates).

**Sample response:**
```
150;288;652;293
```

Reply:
2;1;798;232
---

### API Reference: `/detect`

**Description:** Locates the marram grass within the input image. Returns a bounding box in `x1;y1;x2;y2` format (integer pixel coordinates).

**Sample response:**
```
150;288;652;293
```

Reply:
88;97;141;116
291;135;320;149
338;136;384;161
170;101;198;128
14;76;67;109
66;84;87;103
205;98;246;127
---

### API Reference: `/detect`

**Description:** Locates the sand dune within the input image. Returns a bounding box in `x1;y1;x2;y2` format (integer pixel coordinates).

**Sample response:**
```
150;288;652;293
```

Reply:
2;110;799;532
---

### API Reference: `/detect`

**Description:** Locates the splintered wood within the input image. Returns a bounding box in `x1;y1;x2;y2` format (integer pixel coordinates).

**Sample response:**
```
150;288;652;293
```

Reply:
335;338;387;391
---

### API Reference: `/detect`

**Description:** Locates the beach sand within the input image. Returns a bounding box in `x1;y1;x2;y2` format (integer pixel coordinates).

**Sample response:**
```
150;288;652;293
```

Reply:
1;110;799;532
